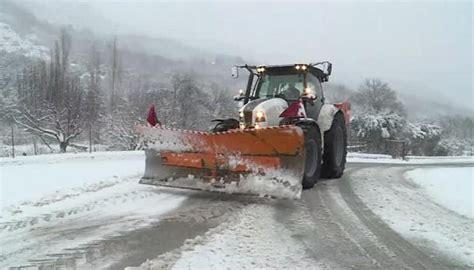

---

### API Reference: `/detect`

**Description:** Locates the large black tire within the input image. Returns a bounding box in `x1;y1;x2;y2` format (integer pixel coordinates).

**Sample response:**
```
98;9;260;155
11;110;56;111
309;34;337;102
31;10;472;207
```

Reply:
322;112;347;179
301;125;323;189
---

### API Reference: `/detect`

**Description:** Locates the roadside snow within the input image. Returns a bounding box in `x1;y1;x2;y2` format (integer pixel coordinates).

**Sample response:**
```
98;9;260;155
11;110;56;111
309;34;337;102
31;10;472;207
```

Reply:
406;167;474;218
0;151;144;209
348;152;474;164
0;151;190;269
351;166;474;267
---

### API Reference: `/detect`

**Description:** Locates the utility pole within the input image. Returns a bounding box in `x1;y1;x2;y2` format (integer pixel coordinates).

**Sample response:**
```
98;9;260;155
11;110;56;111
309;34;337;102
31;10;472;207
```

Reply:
89;124;92;153
33;137;38;155
111;37;117;111
11;125;15;158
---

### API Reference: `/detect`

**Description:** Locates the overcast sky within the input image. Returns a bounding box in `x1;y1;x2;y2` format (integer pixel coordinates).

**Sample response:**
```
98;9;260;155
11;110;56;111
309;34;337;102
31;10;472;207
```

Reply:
33;1;473;108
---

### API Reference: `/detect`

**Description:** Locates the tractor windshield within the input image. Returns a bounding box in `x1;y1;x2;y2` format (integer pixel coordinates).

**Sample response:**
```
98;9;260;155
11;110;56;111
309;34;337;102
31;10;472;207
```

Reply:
255;73;304;101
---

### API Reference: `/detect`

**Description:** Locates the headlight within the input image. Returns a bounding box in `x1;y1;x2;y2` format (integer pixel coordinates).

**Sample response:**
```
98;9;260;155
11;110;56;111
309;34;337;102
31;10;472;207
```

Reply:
255;111;266;122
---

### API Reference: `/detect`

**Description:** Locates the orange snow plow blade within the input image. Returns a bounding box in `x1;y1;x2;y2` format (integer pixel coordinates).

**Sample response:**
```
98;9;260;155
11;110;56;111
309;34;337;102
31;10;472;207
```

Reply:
136;125;305;199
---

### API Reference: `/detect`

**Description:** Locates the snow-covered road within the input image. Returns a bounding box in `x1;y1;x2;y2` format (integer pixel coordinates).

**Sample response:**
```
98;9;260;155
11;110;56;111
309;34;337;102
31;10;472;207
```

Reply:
1;152;473;269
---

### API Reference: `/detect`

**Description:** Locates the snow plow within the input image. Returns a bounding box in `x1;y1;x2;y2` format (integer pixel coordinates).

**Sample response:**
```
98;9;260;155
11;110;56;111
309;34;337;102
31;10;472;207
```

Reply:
137;62;350;199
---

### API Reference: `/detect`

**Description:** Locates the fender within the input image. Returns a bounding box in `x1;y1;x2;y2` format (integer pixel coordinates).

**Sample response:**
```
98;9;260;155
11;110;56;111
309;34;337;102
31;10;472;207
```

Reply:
317;101;351;133
334;101;351;126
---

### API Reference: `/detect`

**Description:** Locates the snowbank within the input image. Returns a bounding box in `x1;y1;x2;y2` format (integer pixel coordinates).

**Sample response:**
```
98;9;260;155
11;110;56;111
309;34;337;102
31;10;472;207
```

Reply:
406;167;474;218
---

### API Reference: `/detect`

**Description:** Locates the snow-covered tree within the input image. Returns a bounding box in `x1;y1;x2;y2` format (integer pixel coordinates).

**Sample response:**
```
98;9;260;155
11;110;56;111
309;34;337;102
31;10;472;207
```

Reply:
406;123;442;155
351;113;406;153
435;138;473;156
14;30;86;152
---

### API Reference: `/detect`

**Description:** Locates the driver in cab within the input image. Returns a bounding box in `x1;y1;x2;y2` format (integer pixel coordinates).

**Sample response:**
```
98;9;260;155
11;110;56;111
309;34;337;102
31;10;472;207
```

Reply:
281;82;301;101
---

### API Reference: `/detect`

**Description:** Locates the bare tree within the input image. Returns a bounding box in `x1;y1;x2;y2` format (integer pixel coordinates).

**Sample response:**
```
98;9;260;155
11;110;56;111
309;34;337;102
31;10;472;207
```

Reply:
85;42;104;124
210;82;234;118
109;37;122;111
103;106;139;150
0;52;14;91
352;79;405;115
171;74;212;129
14;30;85;153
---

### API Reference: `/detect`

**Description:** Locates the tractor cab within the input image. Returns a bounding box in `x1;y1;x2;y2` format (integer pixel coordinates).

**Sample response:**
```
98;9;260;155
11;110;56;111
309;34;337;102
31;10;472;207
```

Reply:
233;63;332;105
232;63;332;129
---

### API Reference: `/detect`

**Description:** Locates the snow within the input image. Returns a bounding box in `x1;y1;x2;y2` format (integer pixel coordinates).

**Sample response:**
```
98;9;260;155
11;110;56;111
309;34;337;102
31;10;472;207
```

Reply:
350;166;474;267
407;123;442;139
0;22;49;60
0;150;189;268
406;167;474;218
128;203;322;270
351;113;405;139
147;169;302;200
0;151;145;208
172;205;318;269
138;125;195;152
347;152;474;164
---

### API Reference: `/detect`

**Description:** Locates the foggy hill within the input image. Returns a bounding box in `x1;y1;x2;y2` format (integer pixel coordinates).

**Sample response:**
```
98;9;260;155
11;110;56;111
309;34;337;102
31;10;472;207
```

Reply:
0;0;471;120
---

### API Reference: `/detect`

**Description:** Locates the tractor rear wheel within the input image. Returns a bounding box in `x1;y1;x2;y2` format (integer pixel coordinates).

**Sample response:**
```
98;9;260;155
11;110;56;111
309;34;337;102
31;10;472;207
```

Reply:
322;113;347;178
302;125;322;189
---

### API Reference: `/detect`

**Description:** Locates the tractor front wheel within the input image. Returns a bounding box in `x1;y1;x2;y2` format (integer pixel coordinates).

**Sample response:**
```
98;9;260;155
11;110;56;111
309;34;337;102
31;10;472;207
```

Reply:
302;125;322;189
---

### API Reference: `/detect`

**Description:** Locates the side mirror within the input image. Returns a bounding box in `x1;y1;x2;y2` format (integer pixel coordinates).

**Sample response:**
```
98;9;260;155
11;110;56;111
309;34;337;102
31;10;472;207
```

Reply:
233;89;245;101
327;62;332;76
231;66;239;78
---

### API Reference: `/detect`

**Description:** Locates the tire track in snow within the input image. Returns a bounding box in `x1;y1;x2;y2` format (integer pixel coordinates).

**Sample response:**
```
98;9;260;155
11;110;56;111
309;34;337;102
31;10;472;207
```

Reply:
1;179;187;269
129;198;328;270
0;177;141;232
338;165;451;269
3;188;250;270
345;165;473;268
297;177;397;269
